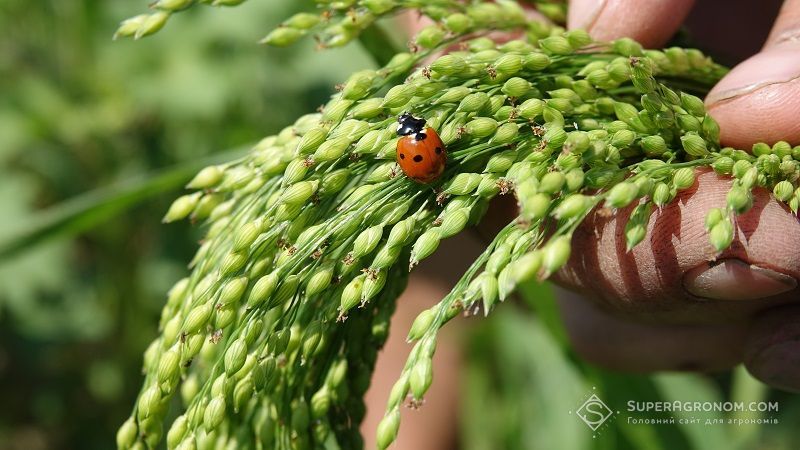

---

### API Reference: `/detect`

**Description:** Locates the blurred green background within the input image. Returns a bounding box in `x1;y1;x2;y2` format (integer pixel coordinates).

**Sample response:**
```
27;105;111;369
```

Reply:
0;1;798;449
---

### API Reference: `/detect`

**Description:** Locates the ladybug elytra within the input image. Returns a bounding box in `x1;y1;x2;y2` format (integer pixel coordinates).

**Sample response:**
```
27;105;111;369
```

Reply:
395;113;447;184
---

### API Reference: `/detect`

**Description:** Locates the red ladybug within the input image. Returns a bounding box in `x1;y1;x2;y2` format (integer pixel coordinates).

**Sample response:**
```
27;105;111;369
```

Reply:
396;113;446;183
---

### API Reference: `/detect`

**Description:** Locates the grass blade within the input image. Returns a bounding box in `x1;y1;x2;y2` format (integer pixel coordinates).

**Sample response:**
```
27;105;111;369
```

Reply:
0;146;248;260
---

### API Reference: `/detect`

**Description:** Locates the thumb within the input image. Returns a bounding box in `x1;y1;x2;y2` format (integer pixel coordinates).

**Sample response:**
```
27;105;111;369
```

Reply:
568;0;695;47
705;0;800;147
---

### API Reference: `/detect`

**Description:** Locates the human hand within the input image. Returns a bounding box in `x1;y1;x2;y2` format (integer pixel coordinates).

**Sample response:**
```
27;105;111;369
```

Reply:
558;0;800;391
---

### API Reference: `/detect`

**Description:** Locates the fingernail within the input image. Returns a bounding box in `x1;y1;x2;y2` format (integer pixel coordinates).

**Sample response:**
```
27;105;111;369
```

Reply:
705;45;800;105
568;0;607;31
683;259;797;301
748;340;800;392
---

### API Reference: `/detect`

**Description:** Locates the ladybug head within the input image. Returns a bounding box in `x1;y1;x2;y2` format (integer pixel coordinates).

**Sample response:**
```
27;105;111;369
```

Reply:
396;113;426;137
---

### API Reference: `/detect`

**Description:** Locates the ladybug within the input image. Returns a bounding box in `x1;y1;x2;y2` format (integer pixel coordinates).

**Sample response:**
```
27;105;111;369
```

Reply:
395;113;447;183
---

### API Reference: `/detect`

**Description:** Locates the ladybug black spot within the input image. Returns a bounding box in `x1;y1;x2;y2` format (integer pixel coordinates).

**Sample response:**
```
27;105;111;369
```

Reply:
435;147;442;154
413;155;423;162
400;153;405;159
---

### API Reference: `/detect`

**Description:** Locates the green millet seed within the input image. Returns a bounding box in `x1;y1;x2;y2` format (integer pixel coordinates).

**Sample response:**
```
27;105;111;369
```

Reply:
118;2;800;449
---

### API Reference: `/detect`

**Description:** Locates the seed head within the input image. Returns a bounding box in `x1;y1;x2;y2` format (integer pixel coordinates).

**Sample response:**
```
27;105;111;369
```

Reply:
270;275;299;309
605;181;639;209
680;92;706;116
727;184;753;214
538;171;566;194
554;194;590;219
184;303;212;334
382;84;417;108
282;180;318;205
542;235;572;277
137;386;162;419
563;131;590;154
524;52;551;71
284;12;321;30
116;417;138;449
702;115;720;142
612;37;644;56
415;25;446;49
224;339;248;376
465;117;499;138
156;348;181;389
411;229;442;265
300;321;324;360
709;217;734;252
565;168;585;192
340;275;365;314
704;208;726;231
187;165;224;189
165;414;187;450
586;69;612;88
539;36;572;55
521;192;551;220
480;273;499;314
613;101;639;124
493;53;524;76
458;92;490;113
218;277;248;305
672;167;696;190
362;268;388;302
544;126;567;148
436;86;472;105
444;173;481;196
131;12;170;39
680;132;708;157
407;308;436;342
774;180;794;202
712;156;734;174
409;357;433;399
246;272;278;308
243;318;264;347
611;129;636;148
376;409;401;450
220;251;247;276
760;154;780;176
163;193;201;223
260;26;304;47
500;77;530;98
372;243;402;269
740;166;758;189
203;395;226;431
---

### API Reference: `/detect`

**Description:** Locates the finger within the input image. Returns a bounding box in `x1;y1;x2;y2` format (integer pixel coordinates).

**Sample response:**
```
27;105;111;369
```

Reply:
706;0;800;147
568;0;695;48
682;0;782;64
554;169;800;324
556;287;746;372
766;0;800;46
744;305;800;392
